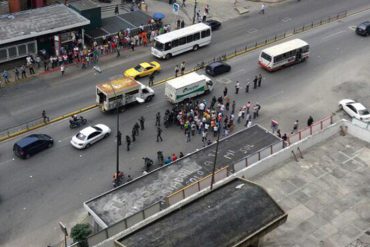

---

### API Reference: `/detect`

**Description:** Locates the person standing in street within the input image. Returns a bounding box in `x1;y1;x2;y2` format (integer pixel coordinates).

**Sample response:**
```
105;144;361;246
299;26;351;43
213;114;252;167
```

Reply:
14;67;20;81
155;112;161;126
2;70;9;83
231;100;236;114
139;116;145;130
131;127;136;142
20;65;27;79
149;73;154;86
235;81;240;94
258;73;262;87
245;80;250;93
180;19;185;28
134;122;140;136
223;86;228;97
307;116;314;126
180;61;185;75
260;3;265;14
182;0;186;7
253;75;258;89
292;120;299;134
175;65;179;77
42;110;50;123
126;135;131;151
157;127;163;142
186;129;191;142
61;64;65;76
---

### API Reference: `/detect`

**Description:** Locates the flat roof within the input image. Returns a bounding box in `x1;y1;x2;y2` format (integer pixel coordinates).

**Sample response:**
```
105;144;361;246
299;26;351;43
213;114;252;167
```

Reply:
117;178;287;247
68;0;100;11
262;39;308;57
251;133;370;246
85;125;281;227
155;23;210;43
0;4;90;45
97;77;140;96
166;72;209;89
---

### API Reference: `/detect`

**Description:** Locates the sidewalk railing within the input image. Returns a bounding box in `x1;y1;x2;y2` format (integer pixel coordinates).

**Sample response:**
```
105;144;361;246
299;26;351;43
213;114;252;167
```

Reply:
192;11;347;71
0;117;45;140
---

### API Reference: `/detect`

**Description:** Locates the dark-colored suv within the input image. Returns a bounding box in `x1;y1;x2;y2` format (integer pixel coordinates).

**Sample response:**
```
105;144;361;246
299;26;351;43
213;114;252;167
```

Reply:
205;61;231;76
356;21;370;36
13;134;54;159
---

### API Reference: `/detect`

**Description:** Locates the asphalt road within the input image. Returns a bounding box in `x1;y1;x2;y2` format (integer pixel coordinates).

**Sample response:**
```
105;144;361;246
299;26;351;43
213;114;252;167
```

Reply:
0;0;369;131
1;1;370;247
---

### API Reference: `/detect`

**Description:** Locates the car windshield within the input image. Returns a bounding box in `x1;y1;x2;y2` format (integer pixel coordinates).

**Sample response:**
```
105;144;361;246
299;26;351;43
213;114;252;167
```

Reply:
154;41;164;51
76;133;86;141
93;126;102;132
134;65;144;72
359;109;370;115
149;62;156;67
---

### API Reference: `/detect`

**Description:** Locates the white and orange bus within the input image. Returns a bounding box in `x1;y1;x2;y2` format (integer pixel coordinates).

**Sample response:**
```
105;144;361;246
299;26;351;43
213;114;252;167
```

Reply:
258;39;309;72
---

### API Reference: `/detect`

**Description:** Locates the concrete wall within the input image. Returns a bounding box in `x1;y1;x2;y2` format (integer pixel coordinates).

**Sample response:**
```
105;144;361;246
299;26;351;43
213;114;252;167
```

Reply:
345;119;370;143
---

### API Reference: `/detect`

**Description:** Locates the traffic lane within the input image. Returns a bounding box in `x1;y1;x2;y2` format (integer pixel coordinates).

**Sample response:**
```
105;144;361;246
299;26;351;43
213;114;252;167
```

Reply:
1;0;369;130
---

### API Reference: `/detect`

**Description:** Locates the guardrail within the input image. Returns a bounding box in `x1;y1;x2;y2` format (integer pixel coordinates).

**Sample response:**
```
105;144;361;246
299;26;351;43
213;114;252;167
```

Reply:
192;11;347;70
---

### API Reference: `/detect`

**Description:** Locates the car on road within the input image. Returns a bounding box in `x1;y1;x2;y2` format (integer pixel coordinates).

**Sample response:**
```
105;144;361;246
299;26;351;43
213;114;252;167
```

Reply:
204;19;222;31
339;99;370;122
124;61;161;78
205;61;231;76
13;134;54;159
71;124;111;149
356;21;370;36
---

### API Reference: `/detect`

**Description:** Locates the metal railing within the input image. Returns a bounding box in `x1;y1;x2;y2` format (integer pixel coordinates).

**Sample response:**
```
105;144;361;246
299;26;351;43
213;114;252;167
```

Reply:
0;117;45;139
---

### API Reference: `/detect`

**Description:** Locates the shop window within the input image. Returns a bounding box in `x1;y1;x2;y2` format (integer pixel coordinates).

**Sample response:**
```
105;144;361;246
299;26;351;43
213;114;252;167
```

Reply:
8;47;17;58
18;44;27;56
0;49;7;61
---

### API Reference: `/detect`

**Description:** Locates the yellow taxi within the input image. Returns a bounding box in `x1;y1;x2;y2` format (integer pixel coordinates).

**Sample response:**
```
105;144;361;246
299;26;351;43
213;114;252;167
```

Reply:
124;61;161;78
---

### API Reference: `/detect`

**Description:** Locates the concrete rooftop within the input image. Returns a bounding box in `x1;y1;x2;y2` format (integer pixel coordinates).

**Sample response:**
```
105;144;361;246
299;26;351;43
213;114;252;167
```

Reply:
85;125;281;227
117;178;287;247
251;133;370;247
0;4;90;45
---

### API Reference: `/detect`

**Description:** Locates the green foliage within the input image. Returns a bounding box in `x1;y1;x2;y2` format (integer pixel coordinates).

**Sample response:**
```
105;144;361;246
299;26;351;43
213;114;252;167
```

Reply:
70;223;92;247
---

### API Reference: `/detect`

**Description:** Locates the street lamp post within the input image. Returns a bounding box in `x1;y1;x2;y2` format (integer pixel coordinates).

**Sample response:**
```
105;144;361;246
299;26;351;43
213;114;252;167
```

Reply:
193;0;197;24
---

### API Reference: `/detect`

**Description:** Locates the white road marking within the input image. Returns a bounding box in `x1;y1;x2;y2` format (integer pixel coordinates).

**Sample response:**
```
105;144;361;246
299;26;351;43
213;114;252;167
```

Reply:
0;158;14;166
321;30;346;40
348;26;356;31
282;17;291;22
248;28;258;33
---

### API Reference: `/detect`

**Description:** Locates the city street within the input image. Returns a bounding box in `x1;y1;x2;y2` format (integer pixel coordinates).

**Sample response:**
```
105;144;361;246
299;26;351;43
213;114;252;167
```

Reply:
1;1;370;247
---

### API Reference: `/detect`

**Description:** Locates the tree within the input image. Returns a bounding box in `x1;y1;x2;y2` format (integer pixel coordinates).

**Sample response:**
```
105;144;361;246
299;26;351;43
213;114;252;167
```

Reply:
70;223;92;247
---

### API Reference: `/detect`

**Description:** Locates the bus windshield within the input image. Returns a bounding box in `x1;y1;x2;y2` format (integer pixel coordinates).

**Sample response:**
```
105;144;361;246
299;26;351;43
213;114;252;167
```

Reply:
154;41;164;51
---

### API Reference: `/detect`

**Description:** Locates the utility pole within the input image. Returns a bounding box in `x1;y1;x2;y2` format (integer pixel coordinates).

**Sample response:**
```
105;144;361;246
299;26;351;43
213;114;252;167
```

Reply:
192;0;197;24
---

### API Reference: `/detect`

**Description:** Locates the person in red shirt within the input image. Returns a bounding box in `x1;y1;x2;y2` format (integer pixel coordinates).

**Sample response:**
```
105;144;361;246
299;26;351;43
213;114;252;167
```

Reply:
172;153;177;161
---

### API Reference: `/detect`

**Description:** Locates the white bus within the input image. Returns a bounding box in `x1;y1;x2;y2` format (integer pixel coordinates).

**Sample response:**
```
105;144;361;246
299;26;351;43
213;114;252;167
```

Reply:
258;39;309;72
151;23;212;59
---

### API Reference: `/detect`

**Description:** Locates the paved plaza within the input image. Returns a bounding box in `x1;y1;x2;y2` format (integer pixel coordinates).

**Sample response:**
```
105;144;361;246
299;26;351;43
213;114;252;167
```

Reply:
252;133;370;247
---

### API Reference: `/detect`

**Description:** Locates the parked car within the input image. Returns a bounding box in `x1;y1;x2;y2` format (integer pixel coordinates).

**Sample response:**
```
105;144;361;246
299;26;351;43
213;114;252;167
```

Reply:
356;21;370;36
339;99;370;122
13;134;53;159
124;61;161;78
71;124;111;149
205;19;222;31
205;61;231;76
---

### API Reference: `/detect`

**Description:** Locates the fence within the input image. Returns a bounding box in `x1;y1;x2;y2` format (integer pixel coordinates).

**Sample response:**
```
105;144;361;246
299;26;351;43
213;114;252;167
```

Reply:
288;115;333;145
0;117;45;140
192;11;347;71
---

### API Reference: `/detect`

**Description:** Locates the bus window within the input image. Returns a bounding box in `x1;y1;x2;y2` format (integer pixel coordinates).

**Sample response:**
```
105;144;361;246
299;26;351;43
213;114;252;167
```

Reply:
126;89;139;96
261;52;272;62
187;35;194;43
302;45;309;53
201;29;211;38
179;37;186;46
194;32;200;41
154;41;164;51
171;39;178;48
165;42;172;51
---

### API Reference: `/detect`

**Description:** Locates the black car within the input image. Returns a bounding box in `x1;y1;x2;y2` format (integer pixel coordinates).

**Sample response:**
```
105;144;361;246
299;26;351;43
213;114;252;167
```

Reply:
356;21;370;36
205;61;231;76
205;19;222;31
13;134;53;159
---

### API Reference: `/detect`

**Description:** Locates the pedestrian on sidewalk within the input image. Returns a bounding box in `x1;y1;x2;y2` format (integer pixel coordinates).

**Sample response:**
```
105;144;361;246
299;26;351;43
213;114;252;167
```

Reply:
42;110;50;123
43;59;49;71
235;81;240;94
126;135;131;151
260;3;265;14
35;56;41;69
134;122;140;136
179;152;184;158
186;129;191;142
175;65;179;77
276;129;282;138
253;75;258;89
155;112;161;126
245;80;250;93
181;20;185;28
182;0;186;7
139;116;145;130
271;120;279;133
116;43;121;57
258;73;262;87
180;61;186;75
2;70;9;83
205;4;209;15
157;127;163;142
114;5;119;15
291;120;299;134
28;64;35;75
131;127;136;142
14;67;20;81
307;116;314;126
223;86;228;97
231;100;236;114
177;19;181;29
60;64;65;76
21;65;27;79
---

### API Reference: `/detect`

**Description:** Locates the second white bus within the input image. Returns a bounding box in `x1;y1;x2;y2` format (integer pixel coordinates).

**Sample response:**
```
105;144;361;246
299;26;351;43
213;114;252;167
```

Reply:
151;23;211;60
258;39;309;72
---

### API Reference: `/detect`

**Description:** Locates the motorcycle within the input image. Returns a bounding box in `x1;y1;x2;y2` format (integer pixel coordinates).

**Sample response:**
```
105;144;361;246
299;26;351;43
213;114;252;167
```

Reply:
69;116;87;129
143;157;154;172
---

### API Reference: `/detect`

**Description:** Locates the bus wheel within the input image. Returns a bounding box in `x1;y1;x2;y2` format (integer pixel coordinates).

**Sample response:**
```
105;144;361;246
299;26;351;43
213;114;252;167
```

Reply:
193;45;199;51
165;53;172;60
